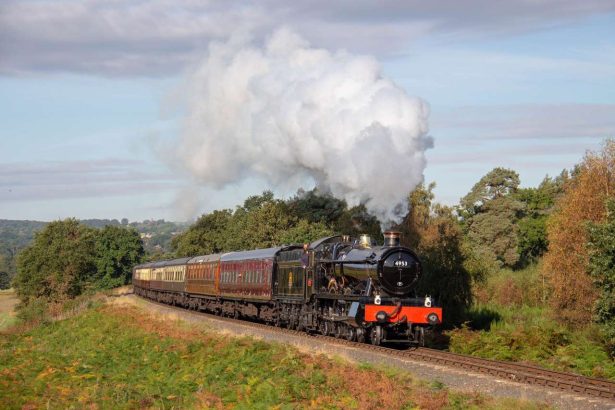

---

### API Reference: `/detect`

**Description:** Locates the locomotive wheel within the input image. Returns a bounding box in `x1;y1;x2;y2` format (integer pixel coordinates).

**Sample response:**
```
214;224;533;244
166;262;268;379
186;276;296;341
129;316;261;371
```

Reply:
346;327;356;342
414;326;425;347
334;323;344;339
323;321;331;336
370;326;383;346
318;320;327;335
356;328;366;343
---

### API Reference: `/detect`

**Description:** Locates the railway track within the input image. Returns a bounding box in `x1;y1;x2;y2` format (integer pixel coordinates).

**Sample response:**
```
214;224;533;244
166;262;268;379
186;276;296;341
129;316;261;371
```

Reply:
136;295;615;401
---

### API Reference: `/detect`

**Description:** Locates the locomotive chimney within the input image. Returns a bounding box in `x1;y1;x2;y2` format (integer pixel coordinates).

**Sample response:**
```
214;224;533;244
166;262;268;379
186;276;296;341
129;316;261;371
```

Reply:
383;230;401;247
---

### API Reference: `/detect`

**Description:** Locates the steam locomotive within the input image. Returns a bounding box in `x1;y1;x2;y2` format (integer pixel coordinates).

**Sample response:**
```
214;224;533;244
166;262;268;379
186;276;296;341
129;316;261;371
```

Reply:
133;231;442;345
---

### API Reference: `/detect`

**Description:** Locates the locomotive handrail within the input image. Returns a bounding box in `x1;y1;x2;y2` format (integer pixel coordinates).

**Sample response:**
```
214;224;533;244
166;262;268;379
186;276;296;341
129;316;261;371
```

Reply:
317;259;378;264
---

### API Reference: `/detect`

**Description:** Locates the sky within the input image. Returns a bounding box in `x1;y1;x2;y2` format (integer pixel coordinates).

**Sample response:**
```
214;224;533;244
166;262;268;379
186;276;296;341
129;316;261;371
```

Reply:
1;1;614;222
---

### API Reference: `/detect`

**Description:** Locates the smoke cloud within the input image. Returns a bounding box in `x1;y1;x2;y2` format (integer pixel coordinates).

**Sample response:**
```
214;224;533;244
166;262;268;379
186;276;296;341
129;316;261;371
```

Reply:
173;28;432;223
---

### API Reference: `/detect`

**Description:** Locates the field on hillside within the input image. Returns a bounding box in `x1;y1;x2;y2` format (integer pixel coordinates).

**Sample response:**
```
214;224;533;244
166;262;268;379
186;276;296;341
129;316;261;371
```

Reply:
0;289;18;331
0;303;545;409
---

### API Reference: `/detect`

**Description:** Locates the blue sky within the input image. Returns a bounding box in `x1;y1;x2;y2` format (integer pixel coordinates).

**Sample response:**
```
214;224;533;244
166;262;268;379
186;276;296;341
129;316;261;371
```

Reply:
1;1;614;221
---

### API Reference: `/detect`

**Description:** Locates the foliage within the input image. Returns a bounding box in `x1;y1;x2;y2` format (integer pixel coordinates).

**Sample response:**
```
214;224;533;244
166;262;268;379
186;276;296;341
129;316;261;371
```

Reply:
448;304;615;380
0;219;184;274
287;188;346;226
516;215;548;263
514;174;567;265
0;304;535;409
461;241;500;284
238;196;297;248
12;220;145;316
401;183;472;326
277;219;332;245
0;219;47;284
92;226;144;290
289;188;382;238
472;263;547;308
172;210;233;256
13;219;97;307
460;167;521;218
173;191;338;256
403;182;435;250
418;208;472;326
587;198;615;356
0;269;10;290
333;203;382;239
543;140;615;326
460;168;524;267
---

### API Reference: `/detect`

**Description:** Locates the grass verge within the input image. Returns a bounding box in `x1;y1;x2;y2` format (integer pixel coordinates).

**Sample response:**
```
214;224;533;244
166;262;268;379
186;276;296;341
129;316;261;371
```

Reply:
1;304;545;409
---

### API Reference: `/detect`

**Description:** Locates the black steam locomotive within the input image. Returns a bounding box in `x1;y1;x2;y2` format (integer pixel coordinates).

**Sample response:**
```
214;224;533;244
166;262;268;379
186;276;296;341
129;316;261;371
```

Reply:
133;231;442;346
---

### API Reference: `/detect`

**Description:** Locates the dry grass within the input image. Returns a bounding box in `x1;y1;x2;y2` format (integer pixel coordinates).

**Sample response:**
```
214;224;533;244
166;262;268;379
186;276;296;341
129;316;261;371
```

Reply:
0;289;18;331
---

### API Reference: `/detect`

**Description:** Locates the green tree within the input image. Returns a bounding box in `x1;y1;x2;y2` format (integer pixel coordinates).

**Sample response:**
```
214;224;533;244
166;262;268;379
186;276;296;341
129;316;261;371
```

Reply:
241;200;295;248
460;167;520;218
173;190;381;257
288;188;346;226
460;168;524;267
172;210;233;257
514;173;567;265
288;189;381;239
93;226;144;290
334;204;382;240
587;198;615;356
13;219;96;306
278;219;333;245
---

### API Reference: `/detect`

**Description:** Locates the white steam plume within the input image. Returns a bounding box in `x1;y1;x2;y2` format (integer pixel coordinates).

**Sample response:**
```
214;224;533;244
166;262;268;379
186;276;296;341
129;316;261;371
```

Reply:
174;28;432;223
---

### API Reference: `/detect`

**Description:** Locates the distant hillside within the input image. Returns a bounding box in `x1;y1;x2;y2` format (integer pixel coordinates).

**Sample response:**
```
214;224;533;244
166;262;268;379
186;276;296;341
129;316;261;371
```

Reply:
0;219;187;284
